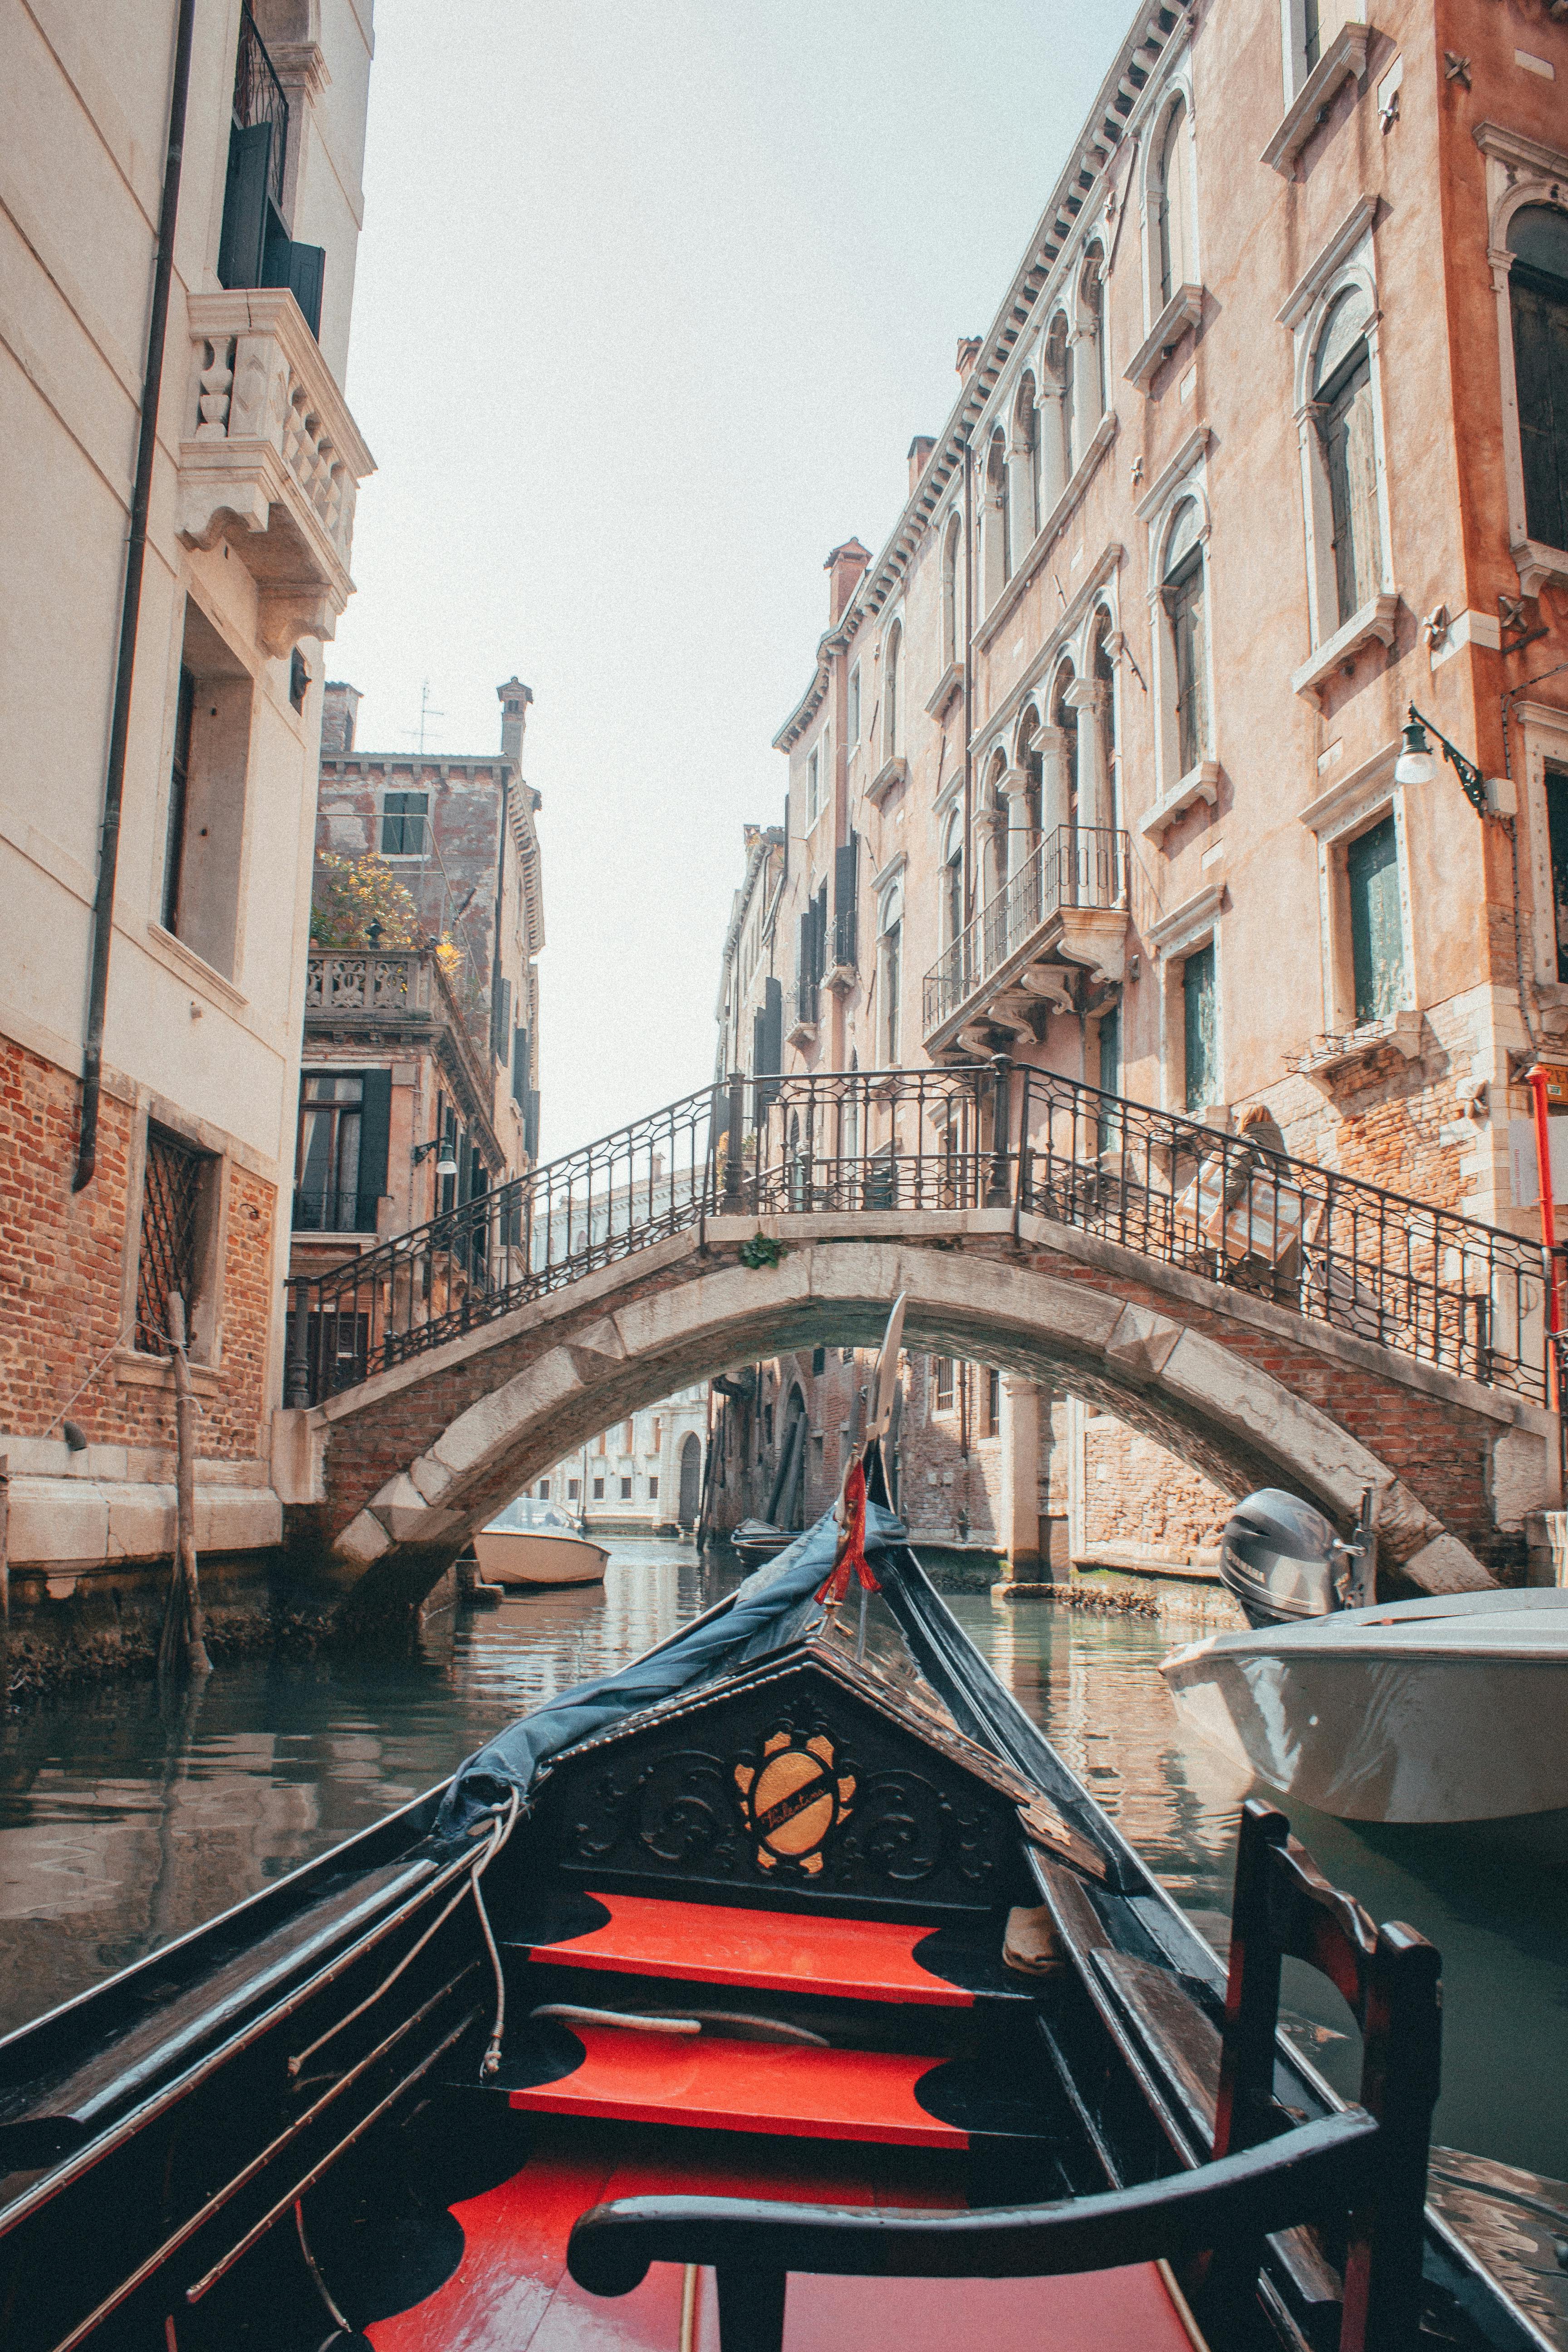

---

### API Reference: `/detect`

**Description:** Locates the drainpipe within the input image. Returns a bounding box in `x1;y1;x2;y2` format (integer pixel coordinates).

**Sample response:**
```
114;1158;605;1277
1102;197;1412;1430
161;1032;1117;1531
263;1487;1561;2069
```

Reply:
75;0;198;1190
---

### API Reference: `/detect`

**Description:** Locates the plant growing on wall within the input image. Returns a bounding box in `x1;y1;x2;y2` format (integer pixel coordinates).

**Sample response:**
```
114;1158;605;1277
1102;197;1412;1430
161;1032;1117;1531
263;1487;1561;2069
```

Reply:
310;853;425;949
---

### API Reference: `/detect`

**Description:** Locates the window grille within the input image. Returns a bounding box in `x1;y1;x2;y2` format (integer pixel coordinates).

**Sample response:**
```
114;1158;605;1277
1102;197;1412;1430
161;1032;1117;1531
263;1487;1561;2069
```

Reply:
593;1477;605;1500
380;791;428;857
233;2;289;208
933;1356;954;1411
620;1476;632;1500
648;1476;658;1499
985;1368;1001;1439
137;1126;206;1352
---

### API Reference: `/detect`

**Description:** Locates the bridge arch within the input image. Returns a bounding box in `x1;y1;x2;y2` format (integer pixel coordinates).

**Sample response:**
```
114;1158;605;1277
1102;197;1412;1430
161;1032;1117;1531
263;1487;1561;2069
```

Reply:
285;1212;1540;1624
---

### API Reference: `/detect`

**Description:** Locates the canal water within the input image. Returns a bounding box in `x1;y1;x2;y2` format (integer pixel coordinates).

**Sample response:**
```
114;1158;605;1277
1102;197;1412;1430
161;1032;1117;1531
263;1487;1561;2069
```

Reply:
2;1542;1563;2181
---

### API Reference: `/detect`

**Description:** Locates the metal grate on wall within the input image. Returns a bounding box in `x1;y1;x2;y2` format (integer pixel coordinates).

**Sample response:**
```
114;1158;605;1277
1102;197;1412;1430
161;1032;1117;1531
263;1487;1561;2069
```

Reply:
136;1126;206;1352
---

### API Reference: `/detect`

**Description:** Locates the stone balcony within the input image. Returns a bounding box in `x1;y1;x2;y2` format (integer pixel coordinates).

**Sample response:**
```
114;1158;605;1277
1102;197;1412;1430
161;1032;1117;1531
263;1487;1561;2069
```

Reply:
922;823;1130;1055
177;289;375;656
304;946;495;1127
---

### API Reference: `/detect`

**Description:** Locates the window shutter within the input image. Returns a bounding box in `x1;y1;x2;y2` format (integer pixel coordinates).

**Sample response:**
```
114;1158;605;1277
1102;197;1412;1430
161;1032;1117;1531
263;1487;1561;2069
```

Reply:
492;975;512;1064
1323;355;1379;626
762;976;783;1070
264;232;325;339
1513;272;1568;554
524;1091;540;1161
1182;942;1217;1112
1348;816;1404;1022
752;1006;766;1075
218;122;272;291
355;1068;391;1232
813;882;829;982
834;834;858;968
512;1023;529;1105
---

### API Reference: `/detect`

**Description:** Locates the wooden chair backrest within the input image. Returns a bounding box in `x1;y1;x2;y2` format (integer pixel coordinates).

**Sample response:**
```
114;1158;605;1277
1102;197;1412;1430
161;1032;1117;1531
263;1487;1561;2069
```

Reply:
1212;1798;1441;2352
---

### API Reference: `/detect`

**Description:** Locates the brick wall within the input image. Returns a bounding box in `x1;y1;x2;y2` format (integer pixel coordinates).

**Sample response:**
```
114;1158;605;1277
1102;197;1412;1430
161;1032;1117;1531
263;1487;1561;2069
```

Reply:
1081;1413;1230;1559
0;1036;274;1461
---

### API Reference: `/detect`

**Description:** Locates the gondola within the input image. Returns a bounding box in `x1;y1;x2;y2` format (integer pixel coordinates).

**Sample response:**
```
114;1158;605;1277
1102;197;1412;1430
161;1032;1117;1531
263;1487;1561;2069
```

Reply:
1;1311;1563;2352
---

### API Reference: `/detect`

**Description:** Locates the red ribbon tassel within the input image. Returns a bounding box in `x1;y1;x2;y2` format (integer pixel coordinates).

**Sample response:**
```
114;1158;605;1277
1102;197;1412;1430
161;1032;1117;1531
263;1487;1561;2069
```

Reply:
816;1456;880;1604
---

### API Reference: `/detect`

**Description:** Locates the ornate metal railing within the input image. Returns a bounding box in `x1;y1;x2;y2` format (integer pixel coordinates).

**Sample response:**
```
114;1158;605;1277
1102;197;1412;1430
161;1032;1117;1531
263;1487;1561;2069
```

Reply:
923;823;1128;1039
284;1062;1550;1408
234;1;289;213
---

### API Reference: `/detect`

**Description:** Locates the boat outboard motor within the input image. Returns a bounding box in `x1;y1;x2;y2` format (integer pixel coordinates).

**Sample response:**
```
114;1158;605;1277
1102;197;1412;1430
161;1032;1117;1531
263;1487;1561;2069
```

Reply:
1219;1489;1339;1626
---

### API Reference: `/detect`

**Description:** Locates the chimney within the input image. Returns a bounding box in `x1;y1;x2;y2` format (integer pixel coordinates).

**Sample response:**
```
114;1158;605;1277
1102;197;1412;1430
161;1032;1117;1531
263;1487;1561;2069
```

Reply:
907;435;936;493
824;538;872;625
956;335;982;381
321;681;361;755
497;675;533;768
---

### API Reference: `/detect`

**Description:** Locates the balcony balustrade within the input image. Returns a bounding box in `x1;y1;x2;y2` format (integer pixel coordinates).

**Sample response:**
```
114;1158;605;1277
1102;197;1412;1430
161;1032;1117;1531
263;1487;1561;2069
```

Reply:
305;948;434;1019
177;288;374;656
922;822;1129;1049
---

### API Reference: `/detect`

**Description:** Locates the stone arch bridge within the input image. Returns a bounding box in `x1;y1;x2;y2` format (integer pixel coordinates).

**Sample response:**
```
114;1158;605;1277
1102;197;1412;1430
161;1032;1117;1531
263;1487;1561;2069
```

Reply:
275;1064;1557;1624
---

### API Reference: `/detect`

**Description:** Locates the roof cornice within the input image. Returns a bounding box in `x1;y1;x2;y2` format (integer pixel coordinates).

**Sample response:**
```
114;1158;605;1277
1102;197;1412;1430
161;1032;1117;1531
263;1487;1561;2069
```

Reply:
772;0;1191;757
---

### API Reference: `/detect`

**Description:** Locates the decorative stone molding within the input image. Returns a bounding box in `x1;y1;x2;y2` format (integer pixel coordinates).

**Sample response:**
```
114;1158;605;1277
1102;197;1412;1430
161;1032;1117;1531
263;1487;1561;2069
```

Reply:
1290;591;1399;707
1278;194;1380;332
925;660;965;718
1511;539;1568;602
1289;1009;1423;1084
1148;880;1225;959
1261;22;1372;177
1124;284;1204;392
177;289;375;655
786;1018;819;1051
1139;759;1220;843
1134;423;1211;522
866;755;909;809
823;963;856;999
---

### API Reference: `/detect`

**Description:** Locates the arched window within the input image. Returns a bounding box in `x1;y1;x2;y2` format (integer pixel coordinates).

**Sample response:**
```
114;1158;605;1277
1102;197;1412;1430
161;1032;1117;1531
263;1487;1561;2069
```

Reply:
1509;203;1568;554
879;883;903;1063
1079;245;1107;439
1312;286;1381;627
1161;499;1208;778
984;747;1009;900
1013;373;1039;552
983;429;1010;608
1044;314;1073;501
1016;704;1044;837
884;622;901;760
942;810;964;946
1050;661;1079;838
1156;99;1193;309
941;511;962;669
1092;608;1118;834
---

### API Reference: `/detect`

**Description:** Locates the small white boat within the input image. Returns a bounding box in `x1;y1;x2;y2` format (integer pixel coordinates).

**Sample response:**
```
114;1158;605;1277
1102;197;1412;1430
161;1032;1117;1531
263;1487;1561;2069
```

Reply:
473;1496;609;1589
1161;1586;1568;1823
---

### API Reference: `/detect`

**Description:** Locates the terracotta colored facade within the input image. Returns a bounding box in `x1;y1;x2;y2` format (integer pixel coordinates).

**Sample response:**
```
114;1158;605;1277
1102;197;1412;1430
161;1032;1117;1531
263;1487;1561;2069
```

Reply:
712;0;1568;1572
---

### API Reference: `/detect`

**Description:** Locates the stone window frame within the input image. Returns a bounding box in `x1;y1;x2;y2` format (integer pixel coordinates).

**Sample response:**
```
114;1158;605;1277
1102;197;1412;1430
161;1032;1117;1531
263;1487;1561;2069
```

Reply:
116;1097;233;1384
1298;740;1418;1039
881;616;903;763
1137;67;1201;340
1475;121;1568;601
1514;698;1568;1014
1279;199;1399;693
802;721;830;840
1148;882;1227;1120
1137;431;1219;815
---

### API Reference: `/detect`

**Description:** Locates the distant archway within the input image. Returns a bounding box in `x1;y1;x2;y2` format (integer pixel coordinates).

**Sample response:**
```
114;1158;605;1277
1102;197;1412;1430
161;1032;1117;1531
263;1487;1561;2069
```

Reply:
678;1432;702;1529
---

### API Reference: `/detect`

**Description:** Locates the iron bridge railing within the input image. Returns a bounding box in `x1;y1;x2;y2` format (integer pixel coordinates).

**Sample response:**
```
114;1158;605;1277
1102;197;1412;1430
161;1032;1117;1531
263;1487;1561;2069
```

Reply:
283;1062;1552;1409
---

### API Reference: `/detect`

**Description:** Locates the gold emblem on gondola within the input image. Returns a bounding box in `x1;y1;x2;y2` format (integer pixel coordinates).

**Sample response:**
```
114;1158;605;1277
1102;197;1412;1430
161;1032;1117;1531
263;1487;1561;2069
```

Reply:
733;1730;856;1876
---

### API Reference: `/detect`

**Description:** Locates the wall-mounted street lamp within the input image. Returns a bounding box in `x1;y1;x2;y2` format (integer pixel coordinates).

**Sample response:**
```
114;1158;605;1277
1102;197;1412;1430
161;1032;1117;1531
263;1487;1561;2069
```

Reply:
1396;706;1519;816
412;1137;459;1176
1394;703;1495;817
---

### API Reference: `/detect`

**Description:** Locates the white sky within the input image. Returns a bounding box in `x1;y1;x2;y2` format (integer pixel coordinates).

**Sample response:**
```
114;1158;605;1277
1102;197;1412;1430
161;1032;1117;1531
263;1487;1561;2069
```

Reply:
330;3;1126;1156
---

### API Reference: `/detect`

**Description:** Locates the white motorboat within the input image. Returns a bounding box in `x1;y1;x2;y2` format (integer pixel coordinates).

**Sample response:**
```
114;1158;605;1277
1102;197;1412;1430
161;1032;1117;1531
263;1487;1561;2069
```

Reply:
473;1495;609;1589
1161;1586;1568;1823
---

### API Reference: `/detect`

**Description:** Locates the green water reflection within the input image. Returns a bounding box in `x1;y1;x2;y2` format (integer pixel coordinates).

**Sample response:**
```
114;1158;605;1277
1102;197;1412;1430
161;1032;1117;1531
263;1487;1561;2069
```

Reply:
0;1559;1562;2178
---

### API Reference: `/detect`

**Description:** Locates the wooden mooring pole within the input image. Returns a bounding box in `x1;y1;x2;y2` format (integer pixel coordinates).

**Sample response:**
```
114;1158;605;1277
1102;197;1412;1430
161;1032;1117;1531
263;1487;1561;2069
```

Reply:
157;1293;210;1681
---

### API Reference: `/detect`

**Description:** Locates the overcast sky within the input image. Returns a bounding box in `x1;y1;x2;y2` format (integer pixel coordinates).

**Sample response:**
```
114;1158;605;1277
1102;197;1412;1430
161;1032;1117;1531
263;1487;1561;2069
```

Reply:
330;3;1126;1156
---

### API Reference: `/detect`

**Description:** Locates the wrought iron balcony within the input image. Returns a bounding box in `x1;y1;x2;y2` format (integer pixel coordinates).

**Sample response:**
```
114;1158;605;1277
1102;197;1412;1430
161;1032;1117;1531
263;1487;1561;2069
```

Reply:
922;823;1129;1049
176;289;374;656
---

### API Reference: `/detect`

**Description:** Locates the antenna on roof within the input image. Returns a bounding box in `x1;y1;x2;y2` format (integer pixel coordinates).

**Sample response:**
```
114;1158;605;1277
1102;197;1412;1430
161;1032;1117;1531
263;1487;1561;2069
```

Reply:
401;680;445;755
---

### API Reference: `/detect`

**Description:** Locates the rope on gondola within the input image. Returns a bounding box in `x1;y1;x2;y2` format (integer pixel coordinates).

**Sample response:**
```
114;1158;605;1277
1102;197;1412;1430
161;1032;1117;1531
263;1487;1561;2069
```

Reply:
288;1789;521;2086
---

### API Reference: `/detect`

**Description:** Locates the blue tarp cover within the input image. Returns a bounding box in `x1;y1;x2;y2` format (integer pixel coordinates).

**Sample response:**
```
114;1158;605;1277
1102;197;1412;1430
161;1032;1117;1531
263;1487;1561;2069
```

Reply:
433;1501;905;1848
